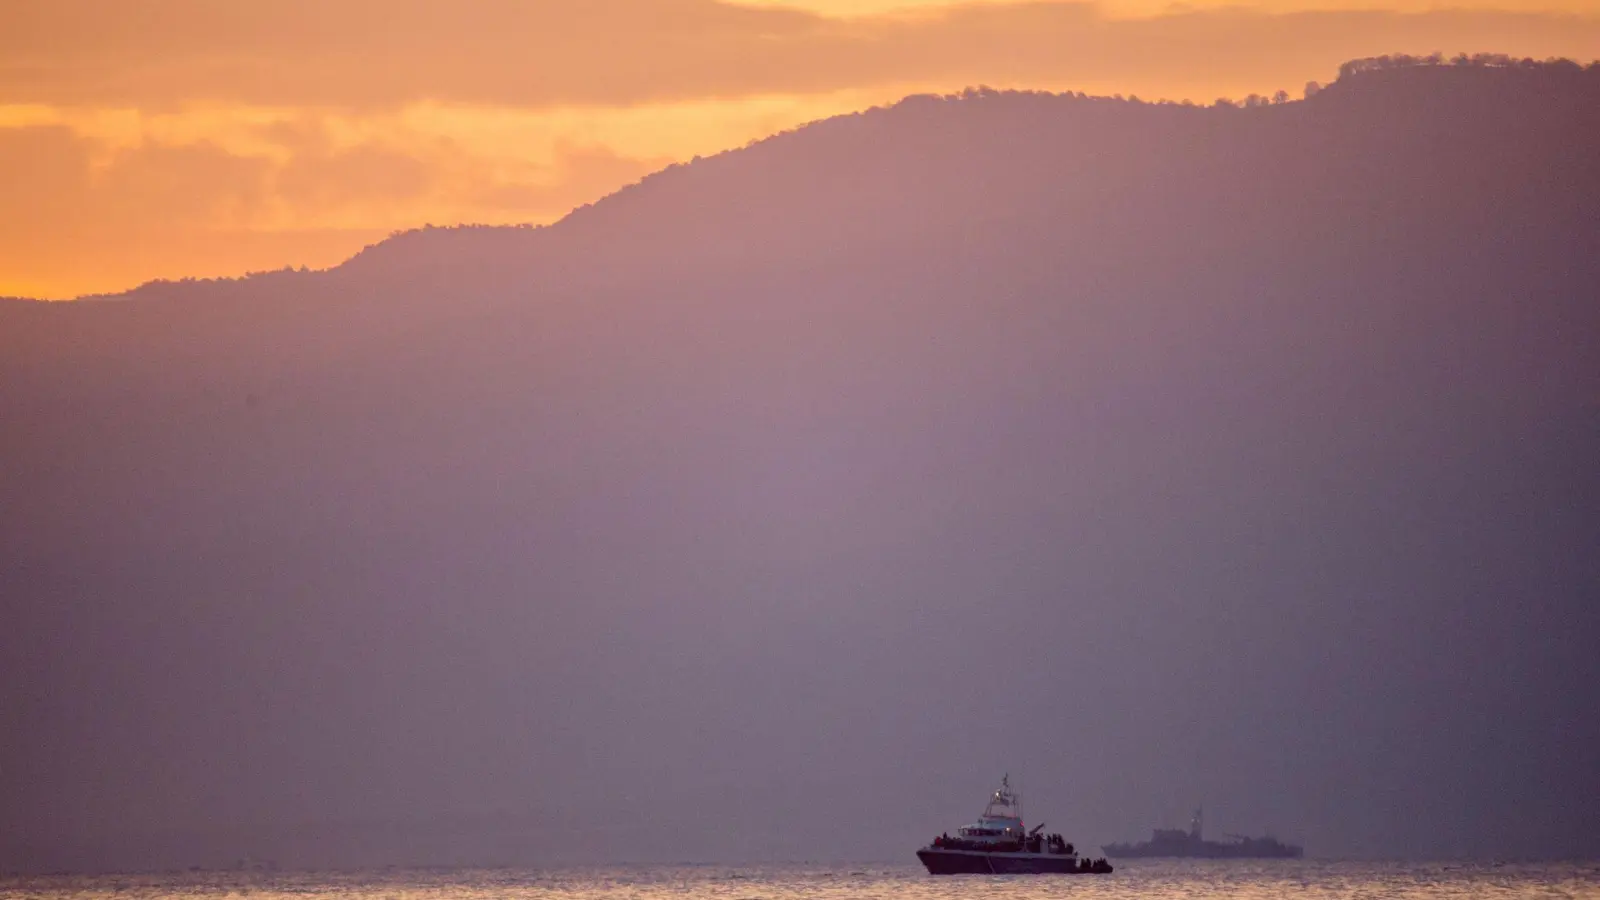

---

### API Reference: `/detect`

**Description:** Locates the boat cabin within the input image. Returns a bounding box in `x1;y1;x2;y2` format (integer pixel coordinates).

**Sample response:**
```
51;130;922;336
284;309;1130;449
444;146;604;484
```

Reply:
952;778;1026;843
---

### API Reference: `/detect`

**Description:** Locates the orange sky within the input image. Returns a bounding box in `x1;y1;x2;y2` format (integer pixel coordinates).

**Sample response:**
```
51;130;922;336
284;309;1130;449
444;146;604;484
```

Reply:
2;0;1597;299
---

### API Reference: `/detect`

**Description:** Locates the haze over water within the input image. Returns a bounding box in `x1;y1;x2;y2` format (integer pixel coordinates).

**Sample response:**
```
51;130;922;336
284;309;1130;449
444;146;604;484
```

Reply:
5;863;1599;900
6;59;1600;873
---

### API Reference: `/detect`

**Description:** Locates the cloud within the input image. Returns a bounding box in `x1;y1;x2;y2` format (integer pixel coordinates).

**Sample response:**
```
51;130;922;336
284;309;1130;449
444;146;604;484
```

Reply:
0;117;674;298
467;142;674;213
0;129;272;236
275;145;436;214
2;1;1596;109
0;125;91;224
0;126;291;297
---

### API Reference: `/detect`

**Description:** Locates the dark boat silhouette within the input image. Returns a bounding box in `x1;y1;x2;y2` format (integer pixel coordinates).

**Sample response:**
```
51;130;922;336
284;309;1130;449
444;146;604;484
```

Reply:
1102;808;1303;859
915;776;1113;875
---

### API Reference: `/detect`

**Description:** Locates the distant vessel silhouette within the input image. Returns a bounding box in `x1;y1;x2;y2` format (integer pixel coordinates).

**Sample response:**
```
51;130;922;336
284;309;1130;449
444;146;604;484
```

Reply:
916;776;1113;875
1102;808;1303;859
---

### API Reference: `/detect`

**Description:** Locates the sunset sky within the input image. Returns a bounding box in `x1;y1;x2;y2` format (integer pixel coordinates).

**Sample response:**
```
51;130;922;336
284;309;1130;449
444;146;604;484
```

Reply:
3;0;1598;299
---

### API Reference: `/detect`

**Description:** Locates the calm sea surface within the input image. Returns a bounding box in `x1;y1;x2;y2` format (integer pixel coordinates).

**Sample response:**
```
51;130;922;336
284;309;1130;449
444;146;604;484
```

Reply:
4;862;1597;900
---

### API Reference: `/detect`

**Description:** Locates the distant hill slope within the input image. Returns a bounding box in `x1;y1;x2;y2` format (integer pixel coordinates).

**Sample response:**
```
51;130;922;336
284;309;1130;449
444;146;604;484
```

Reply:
1;60;1597;872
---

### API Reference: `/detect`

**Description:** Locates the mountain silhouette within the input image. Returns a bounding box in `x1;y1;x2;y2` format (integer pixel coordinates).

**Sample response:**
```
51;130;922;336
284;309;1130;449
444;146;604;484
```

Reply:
2;58;1597;872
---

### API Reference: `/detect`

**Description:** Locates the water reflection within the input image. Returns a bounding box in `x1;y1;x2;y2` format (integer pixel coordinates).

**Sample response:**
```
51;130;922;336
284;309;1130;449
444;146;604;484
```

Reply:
3;861;1597;900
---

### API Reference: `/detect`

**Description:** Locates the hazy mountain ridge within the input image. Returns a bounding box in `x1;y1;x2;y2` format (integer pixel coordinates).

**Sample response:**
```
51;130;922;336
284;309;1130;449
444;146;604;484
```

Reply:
17;55;1598;305
2;59;1597;872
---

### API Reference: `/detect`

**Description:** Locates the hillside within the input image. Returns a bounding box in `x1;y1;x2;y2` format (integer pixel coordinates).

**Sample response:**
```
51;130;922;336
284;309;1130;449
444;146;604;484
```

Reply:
1;59;1598;872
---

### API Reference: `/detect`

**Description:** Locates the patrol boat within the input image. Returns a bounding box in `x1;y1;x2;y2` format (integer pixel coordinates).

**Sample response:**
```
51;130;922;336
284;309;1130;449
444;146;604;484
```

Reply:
1103;808;1303;859
915;776;1113;875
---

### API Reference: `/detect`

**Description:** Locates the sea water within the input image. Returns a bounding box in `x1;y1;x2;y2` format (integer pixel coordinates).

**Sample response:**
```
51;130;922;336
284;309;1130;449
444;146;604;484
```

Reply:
3;861;1597;900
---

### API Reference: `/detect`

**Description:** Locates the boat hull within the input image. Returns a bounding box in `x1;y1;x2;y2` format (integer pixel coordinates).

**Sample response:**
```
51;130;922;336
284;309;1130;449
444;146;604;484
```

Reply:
916;848;1112;875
